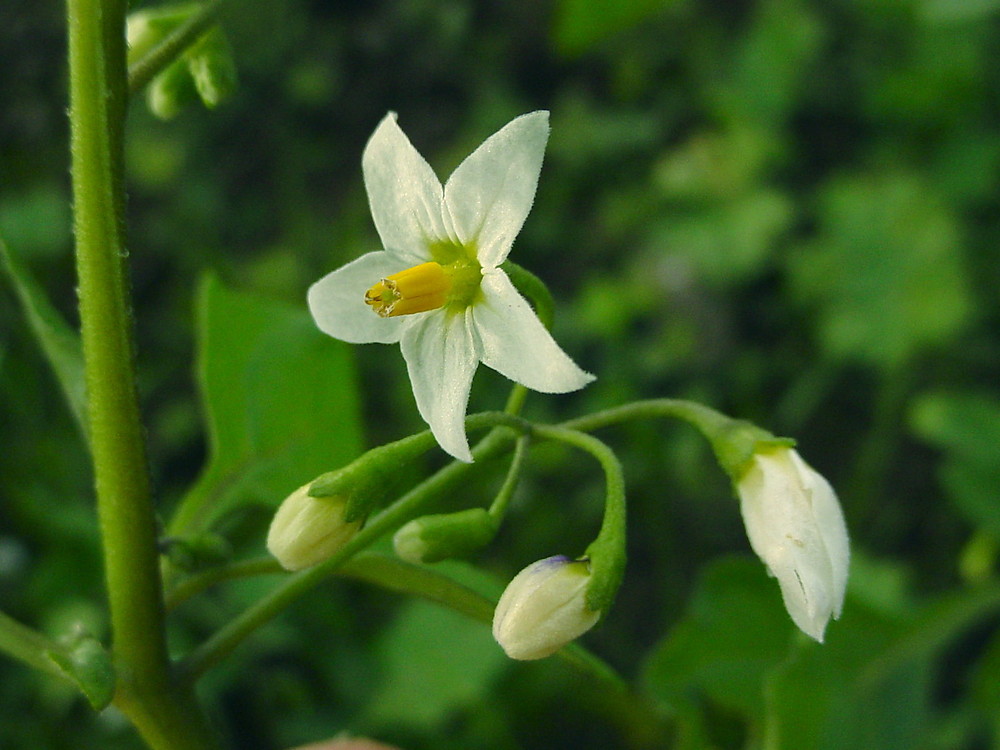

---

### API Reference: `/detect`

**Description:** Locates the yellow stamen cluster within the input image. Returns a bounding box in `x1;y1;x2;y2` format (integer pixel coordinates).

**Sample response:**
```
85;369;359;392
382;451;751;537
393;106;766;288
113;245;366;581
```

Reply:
365;262;452;318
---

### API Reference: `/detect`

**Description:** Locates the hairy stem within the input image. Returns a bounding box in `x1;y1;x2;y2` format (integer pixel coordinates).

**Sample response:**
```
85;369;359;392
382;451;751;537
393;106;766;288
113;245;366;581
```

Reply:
68;0;218;745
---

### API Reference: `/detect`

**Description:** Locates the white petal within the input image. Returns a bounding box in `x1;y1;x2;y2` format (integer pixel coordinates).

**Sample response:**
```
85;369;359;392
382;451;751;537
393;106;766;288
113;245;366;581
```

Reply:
400;312;478;462
473;271;594;393
363;113;447;261
738;449;847;642
492;556;599;660
308;252;411;344
444;111;549;268
792;451;850;619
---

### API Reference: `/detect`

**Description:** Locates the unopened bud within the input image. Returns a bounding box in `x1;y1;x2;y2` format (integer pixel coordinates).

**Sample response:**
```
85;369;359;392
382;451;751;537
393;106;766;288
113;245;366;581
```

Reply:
146;59;198;120
393;508;496;564
186;27;238;109
492;556;600;660
737;446;849;642
267;485;362;571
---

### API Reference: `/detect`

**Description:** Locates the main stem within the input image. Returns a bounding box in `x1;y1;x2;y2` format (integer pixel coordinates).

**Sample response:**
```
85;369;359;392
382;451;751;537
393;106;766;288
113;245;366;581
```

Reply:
68;0;217;746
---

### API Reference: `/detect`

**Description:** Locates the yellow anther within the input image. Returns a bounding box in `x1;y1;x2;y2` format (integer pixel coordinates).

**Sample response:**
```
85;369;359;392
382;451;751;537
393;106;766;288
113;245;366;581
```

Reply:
365;261;452;318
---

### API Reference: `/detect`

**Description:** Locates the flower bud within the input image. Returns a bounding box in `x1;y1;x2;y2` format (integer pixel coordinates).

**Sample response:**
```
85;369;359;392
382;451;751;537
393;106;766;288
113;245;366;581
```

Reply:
492;556;600;660
146;59;198;120
737;446;849;642
186;27;238;109
267;485;362;571
393;508;497;564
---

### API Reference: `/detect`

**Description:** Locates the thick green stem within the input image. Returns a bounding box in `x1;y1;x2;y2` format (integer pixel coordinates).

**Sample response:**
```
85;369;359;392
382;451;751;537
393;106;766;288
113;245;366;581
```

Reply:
68;0;217;746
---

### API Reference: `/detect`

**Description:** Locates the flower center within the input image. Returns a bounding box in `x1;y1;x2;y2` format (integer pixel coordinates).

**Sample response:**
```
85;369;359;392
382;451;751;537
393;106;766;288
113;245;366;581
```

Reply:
365;262;451;318
365;242;483;318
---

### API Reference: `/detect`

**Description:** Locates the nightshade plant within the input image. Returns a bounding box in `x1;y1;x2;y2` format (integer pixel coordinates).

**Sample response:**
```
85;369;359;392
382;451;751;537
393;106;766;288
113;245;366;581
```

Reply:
0;2;851;748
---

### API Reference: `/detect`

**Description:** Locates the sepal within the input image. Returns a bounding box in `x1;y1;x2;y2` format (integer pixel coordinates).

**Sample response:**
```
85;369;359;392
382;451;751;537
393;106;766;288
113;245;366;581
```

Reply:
47;627;115;711
266;484;362;571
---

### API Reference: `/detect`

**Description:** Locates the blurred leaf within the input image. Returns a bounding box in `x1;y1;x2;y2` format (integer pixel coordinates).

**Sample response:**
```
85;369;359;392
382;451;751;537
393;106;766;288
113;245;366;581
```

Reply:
0;187;72;261
910;392;1000;531
910;391;1000;468
970;626;1000;741
921;0;1000;22
170;274;362;534
789;172;972;369
553;0;682;56
716;0;823;125
767;583;1000;750
363;597;507;732
0;238;87;440
645;189;793;286
641;557;793;736
653;128;778;201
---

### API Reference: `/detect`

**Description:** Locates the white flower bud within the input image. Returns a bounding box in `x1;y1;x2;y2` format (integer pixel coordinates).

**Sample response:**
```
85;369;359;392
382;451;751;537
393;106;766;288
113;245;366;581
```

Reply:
266;485;362;571
737;447;849;642
492;556;600;660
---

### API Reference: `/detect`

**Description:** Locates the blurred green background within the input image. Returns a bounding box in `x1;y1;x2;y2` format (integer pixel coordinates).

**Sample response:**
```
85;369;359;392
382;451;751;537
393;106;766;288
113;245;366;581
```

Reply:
3;0;1000;748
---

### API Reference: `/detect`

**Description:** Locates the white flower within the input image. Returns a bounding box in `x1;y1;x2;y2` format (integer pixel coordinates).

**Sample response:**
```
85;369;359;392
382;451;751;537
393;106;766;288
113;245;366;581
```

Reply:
266;485;362;571
308;111;594;462
492;556;600;660
737;447;850;642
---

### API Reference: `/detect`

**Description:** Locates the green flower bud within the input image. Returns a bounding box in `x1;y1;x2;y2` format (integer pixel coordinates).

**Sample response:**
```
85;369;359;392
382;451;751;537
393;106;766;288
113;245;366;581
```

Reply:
146;58;198;120
492;556;600;660
126;5;193;65
186;27;238;109
392;508;497;564
267;484;362;571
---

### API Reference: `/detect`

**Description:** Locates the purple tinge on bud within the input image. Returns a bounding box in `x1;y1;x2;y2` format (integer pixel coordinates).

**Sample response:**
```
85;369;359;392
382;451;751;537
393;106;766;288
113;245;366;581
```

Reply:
492;555;600;660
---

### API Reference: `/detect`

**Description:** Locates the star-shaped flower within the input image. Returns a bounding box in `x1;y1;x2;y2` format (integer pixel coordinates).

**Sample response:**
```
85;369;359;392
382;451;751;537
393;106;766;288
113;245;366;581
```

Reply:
308;111;594;461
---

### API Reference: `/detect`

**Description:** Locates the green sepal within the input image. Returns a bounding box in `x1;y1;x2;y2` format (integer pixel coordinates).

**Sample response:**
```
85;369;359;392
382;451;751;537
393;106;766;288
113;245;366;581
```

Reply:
309;431;439;523
583;540;625;616
393;508;498;564
703;418;795;482
47;630;116;711
186;27;238;109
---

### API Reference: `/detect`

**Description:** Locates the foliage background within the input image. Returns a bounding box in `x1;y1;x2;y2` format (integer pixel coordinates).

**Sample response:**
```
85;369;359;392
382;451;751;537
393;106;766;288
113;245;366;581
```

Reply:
2;0;1000;747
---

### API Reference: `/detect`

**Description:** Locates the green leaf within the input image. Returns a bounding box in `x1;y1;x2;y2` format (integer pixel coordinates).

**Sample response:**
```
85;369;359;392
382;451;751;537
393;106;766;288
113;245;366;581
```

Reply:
170;274;363;535
910;391;1000;468
766;582;1000;750
363;597;508;732
644;189;794;286
553;0;683;56
910;391;1000;531
0;237;88;440
788;172;972;369
641;557;793;729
